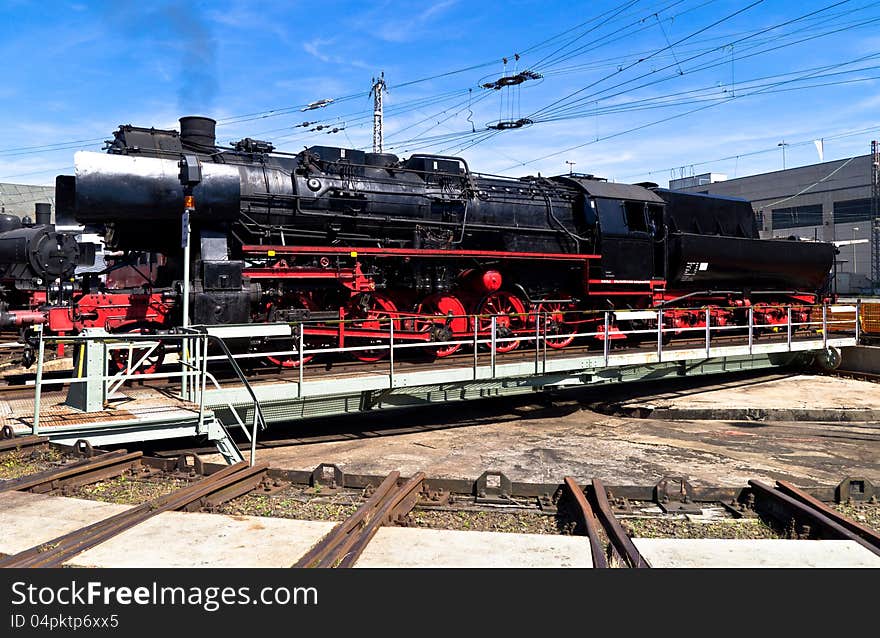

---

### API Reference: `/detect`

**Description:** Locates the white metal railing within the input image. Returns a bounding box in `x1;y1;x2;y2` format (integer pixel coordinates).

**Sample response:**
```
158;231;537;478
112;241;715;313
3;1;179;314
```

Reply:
197;301;860;398
28;328;267;466
24;302;862;462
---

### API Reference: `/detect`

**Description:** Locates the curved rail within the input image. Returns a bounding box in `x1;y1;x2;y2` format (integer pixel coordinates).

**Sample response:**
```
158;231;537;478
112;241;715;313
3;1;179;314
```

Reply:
591;478;650;568
563;477;608;568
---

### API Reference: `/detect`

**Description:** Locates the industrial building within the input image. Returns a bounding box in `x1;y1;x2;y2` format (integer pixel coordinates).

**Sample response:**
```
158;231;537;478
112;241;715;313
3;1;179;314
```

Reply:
0;182;55;220
671;152;880;295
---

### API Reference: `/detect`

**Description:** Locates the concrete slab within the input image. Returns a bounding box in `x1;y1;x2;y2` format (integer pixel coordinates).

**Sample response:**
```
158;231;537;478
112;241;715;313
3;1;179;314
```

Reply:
204;373;880;487
617;374;880;421
634;538;880;568
354;526;592;568
0;491;336;567
73;511;335;568
0;491;129;554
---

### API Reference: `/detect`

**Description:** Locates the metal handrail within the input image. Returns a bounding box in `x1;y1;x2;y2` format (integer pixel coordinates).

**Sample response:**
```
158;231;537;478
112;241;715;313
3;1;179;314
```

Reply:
180;328;268;466
29;328;268;466
26;302;860;460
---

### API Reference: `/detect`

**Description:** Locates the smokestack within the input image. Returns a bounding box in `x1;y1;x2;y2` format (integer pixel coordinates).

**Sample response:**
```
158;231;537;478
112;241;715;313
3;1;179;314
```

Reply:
34;203;52;226
179;116;217;149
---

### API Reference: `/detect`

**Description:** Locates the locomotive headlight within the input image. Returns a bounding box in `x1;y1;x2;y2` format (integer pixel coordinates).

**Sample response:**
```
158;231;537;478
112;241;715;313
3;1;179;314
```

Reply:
307;178;322;192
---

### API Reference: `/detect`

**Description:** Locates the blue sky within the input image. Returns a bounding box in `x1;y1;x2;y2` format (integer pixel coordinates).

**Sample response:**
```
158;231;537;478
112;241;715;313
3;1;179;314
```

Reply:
2;0;880;186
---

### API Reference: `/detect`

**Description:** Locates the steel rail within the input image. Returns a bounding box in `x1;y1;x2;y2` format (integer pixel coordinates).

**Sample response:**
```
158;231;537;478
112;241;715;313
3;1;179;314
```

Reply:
591;478;650;568
748;480;880;558
293;471;401;568
336;472;425;568
0;462;269;568
563;477;608;568
0;462;249;568
293;471;426;568
770;480;880;555
0;434;47;453
0;450;142;493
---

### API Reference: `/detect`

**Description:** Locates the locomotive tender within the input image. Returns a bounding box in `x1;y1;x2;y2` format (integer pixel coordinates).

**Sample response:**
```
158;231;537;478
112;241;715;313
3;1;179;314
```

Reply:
2;115;836;367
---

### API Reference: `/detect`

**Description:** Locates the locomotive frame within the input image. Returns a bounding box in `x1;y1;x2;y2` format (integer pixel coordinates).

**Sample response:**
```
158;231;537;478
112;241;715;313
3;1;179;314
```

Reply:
0;116;837;371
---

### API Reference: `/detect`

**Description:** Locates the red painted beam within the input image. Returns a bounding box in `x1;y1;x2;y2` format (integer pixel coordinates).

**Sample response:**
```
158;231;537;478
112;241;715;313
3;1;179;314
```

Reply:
242;245;599;261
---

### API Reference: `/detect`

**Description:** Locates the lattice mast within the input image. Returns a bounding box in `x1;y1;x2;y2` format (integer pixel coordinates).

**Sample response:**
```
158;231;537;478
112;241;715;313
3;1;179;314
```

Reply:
872;140;880;289
370;72;387;153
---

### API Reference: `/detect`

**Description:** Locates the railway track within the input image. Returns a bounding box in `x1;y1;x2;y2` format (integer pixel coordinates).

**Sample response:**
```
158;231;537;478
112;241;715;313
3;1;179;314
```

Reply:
293;471;426;568
0;461;271;568
828;368;880;384
0;449;145;494
748;479;880;557
0;427;47;453
2;443;877;568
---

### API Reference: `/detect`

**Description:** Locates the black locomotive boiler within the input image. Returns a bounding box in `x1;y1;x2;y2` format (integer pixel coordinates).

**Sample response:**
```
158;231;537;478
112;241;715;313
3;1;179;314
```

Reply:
38;115;835;365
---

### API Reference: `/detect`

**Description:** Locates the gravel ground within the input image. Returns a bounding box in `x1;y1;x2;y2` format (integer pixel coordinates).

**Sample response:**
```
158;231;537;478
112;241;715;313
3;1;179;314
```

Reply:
622;516;781;539
833;502;880;534
0;446;64;479
214;488;565;534
215;488;361;522
410;508;565;534
69;473;191;504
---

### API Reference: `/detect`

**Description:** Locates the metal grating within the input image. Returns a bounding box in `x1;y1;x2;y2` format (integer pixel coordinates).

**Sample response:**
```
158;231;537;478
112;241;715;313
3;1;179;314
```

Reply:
861;302;880;336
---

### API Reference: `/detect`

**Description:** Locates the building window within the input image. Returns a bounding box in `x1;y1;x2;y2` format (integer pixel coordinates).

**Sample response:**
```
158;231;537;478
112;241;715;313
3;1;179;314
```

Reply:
833;198;872;223
771;204;823;229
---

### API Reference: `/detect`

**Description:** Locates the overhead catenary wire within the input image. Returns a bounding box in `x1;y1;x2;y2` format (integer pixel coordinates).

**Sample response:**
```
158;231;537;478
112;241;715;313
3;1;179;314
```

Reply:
441;0;867;157
495;50;880;173
439;0;782;155
623;124;880;180
2;0;878;190
761;156;859;210
0;1;716;157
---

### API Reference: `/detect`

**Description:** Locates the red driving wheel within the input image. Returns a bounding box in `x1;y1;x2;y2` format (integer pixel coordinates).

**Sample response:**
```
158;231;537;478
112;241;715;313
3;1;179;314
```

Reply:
476;291;527;353
416;293;468;358
262;292;316;369
348;293;398;363
535;299;576;349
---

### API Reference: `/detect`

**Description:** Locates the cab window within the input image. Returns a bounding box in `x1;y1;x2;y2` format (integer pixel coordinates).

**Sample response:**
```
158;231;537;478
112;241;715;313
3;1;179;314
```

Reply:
623;201;647;232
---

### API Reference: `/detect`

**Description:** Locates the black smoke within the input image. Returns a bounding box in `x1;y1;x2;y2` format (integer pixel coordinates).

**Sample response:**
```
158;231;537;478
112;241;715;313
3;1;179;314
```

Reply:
103;1;219;115
164;2;218;115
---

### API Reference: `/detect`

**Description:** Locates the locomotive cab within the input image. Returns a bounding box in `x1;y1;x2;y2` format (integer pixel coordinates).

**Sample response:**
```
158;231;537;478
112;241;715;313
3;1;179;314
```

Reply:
557;177;666;281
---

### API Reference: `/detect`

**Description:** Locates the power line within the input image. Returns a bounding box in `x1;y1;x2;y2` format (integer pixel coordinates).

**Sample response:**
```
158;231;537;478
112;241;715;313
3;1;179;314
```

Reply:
531;0;851;121
623;125;880;180
761;156;858;209
0;166;73;181
448;0;864;157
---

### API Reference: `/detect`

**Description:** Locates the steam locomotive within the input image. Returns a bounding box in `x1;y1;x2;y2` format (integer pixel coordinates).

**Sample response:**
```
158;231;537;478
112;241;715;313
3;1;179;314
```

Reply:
0;115;836;369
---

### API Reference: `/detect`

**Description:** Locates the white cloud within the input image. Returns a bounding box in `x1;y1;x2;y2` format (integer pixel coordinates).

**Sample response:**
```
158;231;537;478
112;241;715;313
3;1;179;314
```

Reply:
302;38;372;70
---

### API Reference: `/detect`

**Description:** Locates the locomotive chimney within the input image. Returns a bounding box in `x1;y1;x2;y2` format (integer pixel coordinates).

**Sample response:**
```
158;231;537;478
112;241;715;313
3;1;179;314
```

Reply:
179;116;217;149
34;203;52;226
